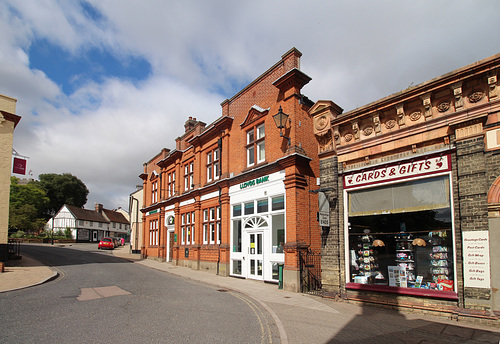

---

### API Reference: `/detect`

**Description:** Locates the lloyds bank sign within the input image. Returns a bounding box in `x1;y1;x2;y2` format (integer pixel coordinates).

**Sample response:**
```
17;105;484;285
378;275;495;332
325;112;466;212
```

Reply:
240;175;270;189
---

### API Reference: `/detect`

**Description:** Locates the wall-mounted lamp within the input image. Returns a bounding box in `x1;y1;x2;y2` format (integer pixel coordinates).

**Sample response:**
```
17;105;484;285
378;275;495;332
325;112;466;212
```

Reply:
273;106;291;145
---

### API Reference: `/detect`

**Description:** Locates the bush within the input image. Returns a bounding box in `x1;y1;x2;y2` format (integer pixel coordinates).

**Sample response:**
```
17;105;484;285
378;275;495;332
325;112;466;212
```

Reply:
65;227;72;239
10;230;25;238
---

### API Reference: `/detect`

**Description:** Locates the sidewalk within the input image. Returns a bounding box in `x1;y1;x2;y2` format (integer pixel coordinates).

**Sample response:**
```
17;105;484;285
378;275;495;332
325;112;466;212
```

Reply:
1;244;499;343
0;255;57;293
110;245;500;343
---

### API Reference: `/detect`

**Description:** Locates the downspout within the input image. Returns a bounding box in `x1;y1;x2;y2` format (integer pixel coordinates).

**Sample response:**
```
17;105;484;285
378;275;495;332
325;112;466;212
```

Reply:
217;135;223;275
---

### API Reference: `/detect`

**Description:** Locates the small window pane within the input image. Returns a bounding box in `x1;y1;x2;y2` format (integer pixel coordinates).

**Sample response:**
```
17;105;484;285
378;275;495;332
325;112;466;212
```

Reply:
257;199;268;213
272;195;285;211
233;204;241;217
247;130;254;144
247;146;255;165
257;124;265;139
245;202;254;215
233;260;242;275
232;220;241;252
258;142;265;162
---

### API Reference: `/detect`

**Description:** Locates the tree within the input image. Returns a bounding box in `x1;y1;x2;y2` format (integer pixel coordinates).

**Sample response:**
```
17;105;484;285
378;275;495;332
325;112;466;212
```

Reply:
35;173;89;214
9;177;50;232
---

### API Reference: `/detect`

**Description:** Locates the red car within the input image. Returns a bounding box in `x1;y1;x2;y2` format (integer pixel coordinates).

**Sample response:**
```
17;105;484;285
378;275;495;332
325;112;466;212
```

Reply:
98;237;115;250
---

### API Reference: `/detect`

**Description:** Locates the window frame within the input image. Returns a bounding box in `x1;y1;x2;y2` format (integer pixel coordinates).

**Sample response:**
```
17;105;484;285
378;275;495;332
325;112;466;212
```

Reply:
246;123;265;167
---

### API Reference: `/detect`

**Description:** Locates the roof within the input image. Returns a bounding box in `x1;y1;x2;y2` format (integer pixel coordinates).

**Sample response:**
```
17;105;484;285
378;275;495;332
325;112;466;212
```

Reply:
102;209;129;224
65;205;109;223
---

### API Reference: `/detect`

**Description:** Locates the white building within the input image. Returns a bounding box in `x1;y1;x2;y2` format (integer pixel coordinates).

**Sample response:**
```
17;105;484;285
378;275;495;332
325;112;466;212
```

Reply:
47;203;130;242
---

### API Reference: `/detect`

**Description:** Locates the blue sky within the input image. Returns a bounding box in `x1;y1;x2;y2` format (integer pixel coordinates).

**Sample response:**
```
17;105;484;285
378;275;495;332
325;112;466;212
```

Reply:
2;0;500;210
29;39;152;95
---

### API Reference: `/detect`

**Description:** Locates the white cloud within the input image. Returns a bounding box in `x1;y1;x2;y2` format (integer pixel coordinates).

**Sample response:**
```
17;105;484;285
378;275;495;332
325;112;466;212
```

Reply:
2;0;500;210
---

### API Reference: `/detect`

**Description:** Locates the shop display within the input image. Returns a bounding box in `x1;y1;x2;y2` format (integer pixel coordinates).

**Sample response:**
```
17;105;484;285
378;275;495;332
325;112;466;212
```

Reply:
395;232;415;283
350;233;385;284
429;231;453;291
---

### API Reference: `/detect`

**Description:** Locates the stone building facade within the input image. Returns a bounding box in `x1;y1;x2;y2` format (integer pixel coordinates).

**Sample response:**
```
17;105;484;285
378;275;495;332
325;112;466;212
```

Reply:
312;53;500;321
140;48;321;291
0;94;21;262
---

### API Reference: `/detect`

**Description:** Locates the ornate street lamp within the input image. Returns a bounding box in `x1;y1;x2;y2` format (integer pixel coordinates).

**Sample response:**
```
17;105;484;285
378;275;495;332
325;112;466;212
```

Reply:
273;106;291;145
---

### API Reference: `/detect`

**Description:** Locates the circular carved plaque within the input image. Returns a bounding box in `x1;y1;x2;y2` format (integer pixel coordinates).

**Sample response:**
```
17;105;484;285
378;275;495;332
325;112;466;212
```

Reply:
409;111;421;121
363;126;373;136
385;119;396;129
468;90;484;103
437;101;450;113
344;133;353;142
315;115;329;131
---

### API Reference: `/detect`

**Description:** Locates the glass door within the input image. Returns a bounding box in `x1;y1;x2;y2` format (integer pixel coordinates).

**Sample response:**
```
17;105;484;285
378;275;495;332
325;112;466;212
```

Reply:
248;232;263;280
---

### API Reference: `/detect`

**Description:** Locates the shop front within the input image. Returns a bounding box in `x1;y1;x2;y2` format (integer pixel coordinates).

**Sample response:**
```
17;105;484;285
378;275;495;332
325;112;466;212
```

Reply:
229;171;286;282
343;153;458;299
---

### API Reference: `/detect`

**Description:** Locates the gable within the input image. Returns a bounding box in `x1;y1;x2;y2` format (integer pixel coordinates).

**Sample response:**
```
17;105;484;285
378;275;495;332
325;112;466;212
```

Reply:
240;105;270;128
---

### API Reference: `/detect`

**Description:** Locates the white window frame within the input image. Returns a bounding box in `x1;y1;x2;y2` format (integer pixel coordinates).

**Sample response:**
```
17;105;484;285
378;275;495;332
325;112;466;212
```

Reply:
257;124;265;163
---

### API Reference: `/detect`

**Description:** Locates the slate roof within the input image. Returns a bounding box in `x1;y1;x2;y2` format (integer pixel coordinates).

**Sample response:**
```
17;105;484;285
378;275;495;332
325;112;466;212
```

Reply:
65;205;109;223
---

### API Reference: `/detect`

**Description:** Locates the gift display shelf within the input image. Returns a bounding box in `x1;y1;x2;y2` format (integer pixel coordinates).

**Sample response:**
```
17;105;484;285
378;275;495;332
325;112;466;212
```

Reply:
395;234;415;281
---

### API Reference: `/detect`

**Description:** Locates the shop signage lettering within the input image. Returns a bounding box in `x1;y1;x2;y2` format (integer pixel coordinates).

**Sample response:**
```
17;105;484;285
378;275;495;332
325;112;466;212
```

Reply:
344;154;451;189
240;175;269;189
463;231;490;288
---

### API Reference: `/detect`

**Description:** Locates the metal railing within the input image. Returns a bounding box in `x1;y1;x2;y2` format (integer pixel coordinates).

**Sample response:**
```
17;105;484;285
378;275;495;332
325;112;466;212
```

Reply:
8;238;21;258
299;249;322;295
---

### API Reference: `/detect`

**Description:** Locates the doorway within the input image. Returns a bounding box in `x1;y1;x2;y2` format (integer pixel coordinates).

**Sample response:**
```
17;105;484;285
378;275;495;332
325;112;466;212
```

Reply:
247;231;264;280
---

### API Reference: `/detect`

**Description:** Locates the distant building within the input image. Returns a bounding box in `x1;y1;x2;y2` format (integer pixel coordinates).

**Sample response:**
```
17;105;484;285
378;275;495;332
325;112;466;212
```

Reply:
47;203;130;242
129;187;143;254
0;94;21;262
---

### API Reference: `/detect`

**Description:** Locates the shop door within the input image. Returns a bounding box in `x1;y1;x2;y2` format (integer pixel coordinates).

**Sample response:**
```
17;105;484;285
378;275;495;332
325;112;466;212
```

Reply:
168;231;174;262
92;231;97;242
248;232;264;280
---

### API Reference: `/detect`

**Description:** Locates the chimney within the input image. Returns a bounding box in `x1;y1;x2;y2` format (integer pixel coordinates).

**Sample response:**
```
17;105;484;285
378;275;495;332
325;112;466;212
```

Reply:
95;203;103;214
184;116;197;132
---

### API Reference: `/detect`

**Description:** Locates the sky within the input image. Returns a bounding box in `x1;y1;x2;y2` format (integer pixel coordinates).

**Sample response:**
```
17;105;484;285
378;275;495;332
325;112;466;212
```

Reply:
2;0;500;212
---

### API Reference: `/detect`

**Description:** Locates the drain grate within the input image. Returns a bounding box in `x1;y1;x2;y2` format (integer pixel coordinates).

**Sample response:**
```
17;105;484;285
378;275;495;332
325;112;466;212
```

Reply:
217;289;228;292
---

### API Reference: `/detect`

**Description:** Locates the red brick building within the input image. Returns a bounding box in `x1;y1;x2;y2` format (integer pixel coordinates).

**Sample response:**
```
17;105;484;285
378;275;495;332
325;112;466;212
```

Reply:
140;48;320;291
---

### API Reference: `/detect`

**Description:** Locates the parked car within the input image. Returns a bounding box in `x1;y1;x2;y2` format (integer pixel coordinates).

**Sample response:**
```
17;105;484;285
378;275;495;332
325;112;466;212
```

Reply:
98;237;115;250
109;237;119;247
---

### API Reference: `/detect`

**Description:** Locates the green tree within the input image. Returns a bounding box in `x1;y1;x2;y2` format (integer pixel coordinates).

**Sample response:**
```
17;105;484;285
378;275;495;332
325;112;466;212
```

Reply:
35;173;89;214
9;177;50;232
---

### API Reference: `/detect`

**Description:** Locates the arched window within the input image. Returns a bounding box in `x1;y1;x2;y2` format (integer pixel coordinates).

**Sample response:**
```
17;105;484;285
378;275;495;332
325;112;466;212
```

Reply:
244;216;268;229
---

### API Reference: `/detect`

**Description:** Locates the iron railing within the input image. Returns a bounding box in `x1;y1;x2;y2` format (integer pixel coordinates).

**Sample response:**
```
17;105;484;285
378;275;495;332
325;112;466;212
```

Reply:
8;238;21;258
299;249;322;295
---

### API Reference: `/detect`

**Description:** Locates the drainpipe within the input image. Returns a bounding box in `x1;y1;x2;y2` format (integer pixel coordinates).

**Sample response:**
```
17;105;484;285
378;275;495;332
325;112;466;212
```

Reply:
216;134;223;275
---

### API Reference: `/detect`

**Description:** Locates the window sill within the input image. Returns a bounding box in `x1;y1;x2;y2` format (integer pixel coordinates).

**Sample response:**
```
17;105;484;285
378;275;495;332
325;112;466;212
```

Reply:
345;282;458;300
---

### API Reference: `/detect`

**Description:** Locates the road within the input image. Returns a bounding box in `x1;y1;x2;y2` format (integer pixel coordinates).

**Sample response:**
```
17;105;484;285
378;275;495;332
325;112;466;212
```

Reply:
0;244;280;344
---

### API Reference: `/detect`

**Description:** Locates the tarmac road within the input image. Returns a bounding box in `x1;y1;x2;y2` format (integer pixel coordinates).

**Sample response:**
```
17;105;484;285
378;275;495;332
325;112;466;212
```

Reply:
1;243;499;343
0;244;279;344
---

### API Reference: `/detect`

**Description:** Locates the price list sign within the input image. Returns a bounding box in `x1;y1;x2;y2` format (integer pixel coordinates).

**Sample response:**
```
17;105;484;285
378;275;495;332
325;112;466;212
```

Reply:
463;231;491;288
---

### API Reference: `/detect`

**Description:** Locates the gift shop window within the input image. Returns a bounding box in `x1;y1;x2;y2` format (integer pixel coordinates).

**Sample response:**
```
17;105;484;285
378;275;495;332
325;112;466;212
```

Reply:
206;149;220;182
246;124;265;167
347;175;455;295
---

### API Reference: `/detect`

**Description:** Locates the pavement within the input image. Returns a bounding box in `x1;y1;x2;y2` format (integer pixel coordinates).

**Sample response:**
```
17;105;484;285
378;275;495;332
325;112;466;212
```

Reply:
1;244;500;343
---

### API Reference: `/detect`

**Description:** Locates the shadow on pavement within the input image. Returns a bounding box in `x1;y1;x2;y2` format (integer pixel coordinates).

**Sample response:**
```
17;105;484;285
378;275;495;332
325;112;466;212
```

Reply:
326;302;500;343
